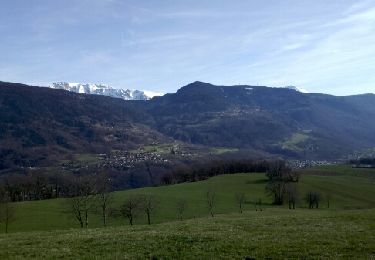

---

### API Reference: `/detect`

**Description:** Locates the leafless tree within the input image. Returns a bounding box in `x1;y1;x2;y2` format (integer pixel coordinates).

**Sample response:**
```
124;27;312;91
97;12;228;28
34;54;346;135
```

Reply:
325;193;331;208
176;199;188;221
0;192;15;233
121;195;141;225
235;192;246;213
266;180;286;205
286;183;298;209
68;176;96;228
140;194;158;225
94;172;113;227
206;191;216;217
266;160;298;205
305;191;321;209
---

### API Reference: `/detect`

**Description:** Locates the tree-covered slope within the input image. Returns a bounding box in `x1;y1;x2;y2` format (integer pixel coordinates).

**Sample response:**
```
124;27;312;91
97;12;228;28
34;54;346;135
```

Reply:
1;80;375;168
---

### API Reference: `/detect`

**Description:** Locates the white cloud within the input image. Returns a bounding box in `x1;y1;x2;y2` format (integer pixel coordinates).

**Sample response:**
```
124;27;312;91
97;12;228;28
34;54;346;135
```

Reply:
123;33;206;46
242;3;375;95
281;43;304;51
2;0;375;95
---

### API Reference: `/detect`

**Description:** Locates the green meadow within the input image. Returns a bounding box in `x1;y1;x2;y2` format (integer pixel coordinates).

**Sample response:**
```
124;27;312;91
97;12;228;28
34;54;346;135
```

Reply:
1;165;375;233
0;209;374;259
0;165;374;259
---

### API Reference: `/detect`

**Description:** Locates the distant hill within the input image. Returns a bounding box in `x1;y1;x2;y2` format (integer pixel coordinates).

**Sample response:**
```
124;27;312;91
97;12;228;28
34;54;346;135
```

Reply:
0;81;168;169
145;81;375;159
1;80;375;168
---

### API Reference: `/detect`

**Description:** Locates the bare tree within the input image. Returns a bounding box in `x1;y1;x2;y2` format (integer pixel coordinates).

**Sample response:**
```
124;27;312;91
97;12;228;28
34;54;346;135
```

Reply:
265;160;298;205
235;192;246;213
0;192;15;233
314;192;321;209
176;199;188;221
325;193;331;209
70;196;85;228
286;183;298;209
121;195;141;225
266;181;286;205
206;191;216;217
94;172;113;227
305;191;321;209
140;194;158;225
68;176;95;228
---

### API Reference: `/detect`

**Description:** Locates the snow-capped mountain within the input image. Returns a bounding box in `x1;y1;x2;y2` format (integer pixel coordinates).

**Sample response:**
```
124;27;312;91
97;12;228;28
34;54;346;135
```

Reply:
283;86;309;93
49;82;158;100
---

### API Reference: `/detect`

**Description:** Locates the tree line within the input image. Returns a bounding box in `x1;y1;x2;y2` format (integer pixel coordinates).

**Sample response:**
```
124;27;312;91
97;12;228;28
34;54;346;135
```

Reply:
160;159;270;184
0;159;334;232
0;170;105;202
349;158;375;166
0;159;272;202
265;160;331;209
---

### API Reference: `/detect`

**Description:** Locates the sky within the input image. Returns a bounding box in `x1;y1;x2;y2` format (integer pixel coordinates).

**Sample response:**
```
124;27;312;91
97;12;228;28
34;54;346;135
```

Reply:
1;0;375;95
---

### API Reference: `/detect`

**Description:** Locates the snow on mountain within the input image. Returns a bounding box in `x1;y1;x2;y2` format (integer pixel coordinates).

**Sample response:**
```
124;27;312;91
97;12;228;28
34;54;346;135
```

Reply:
49;82;162;100
283;86;309;93
143;90;165;98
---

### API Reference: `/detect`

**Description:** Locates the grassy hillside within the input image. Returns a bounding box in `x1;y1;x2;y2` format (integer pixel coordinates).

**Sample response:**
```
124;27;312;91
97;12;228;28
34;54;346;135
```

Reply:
0;209;374;259
1;165;375;233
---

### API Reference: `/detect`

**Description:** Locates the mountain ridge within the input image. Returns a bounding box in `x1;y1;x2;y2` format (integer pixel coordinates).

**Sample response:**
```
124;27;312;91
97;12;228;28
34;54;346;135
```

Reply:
49;82;158;100
1;80;375;169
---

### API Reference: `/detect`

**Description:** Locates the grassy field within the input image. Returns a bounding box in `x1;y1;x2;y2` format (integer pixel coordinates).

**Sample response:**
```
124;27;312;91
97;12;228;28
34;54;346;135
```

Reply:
1;165;375;233
303;164;375;179
210;147;240;154
281;132;310;151
0;209;374;259
0;165;374;258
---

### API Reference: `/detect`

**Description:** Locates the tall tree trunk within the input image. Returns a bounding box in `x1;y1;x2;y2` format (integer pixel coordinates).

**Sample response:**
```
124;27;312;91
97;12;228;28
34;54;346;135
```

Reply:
85;210;88;228
129;215;133;226
103;205;107;227
147;210;151;225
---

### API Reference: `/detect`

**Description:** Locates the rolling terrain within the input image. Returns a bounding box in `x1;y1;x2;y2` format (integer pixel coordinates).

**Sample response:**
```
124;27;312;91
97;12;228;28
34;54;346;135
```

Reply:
1;80;375;171
1;209;374;259
0;165;374;259
1;165;374;233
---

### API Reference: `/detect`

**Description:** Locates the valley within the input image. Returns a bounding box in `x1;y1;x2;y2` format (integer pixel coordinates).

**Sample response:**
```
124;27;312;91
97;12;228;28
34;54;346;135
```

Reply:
1;81;375;259
1;80;375;174
2;1;375;258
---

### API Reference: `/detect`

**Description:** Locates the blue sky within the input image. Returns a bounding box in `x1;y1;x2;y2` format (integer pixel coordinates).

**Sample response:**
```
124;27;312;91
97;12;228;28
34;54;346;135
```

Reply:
1;0;375;95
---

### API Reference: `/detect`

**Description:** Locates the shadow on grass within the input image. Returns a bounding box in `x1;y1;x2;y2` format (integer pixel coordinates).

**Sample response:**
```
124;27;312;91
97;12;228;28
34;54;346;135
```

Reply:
246;179;268;184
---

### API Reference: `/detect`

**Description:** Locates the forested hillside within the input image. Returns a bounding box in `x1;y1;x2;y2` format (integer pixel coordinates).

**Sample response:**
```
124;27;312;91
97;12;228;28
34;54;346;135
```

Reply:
1;81;375;170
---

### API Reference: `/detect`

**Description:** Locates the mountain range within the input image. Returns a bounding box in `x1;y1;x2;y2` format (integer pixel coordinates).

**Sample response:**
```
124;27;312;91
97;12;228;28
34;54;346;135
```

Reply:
49;82;155;100
1;80;374;169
